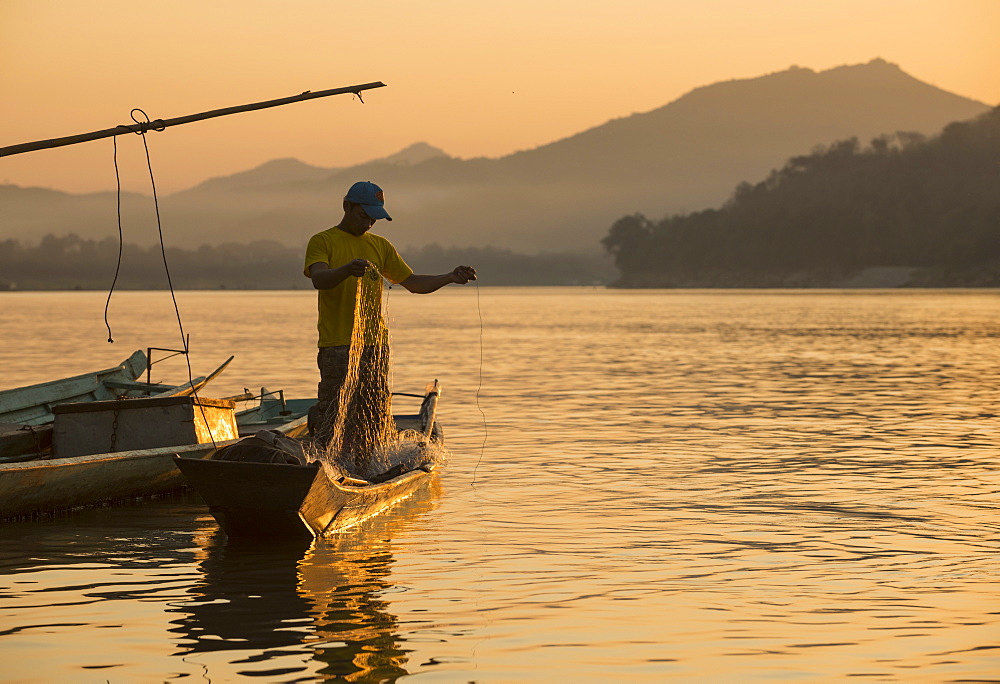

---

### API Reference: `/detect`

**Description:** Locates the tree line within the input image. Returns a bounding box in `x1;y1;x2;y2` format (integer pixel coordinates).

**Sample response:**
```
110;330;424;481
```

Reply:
0;236;615;290
602;107;1000;287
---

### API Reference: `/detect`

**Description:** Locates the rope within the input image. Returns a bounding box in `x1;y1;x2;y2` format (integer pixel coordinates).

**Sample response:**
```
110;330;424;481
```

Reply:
104;135;126;342
104;113;163;341
129;108;217;448
130;109;186;341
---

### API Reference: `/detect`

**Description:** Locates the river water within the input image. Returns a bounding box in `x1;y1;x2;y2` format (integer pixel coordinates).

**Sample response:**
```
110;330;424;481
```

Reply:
0;288;998;682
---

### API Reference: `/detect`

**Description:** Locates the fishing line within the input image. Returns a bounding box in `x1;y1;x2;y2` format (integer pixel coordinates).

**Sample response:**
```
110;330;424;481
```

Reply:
384;268;488;484
130;109;217;448
471;278;488;486
468;276;491;664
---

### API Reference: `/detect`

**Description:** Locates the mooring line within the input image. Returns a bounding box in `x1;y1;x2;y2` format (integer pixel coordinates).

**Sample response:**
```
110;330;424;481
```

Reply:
104;136;126;343
131;109;217;447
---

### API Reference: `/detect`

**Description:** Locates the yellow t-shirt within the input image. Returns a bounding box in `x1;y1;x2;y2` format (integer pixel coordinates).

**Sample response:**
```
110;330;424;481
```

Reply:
303;228;413;347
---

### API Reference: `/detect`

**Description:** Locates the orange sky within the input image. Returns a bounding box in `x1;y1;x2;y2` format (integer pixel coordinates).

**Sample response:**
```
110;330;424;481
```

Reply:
1;0;997;194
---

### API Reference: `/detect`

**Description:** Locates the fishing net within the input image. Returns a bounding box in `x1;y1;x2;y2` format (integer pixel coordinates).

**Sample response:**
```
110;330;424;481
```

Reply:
307;266;446;481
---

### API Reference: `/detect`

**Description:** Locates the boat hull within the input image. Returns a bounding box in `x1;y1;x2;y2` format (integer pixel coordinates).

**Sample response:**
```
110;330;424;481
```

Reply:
0;441;216;518
174;457;432;539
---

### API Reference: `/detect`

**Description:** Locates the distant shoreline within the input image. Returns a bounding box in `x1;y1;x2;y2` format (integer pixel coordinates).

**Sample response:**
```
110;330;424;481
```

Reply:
2;284;998;293
607;265;1000;289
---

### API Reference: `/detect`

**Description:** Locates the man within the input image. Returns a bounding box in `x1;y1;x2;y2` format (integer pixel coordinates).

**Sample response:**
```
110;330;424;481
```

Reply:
304;180;476;473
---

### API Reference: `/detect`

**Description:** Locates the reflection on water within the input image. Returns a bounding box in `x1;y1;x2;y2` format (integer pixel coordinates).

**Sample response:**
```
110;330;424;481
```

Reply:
0;478;440;682
169;477;441;681
301;530;409;681
0;289;998;681
170;534;315;662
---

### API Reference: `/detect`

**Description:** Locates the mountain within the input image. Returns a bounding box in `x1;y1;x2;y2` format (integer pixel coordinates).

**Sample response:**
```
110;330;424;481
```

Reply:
181;142;447;194
188;158;334;192
601;106;1000;287
1;60;989;253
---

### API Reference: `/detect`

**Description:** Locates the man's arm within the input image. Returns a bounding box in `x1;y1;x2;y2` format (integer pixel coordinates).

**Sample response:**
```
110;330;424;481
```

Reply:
401;265;477;294
309;259;370;289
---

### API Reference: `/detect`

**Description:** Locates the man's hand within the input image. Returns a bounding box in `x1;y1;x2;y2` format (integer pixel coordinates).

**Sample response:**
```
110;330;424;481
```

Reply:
308;260;370;290
343;259;371;277
451;265;477;284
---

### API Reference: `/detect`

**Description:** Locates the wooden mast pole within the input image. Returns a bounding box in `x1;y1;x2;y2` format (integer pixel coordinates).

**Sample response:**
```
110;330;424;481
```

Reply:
0;81;387;157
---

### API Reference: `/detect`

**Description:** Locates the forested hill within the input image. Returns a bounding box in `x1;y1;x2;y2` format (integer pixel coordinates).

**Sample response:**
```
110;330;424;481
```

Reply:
602;107;1000;288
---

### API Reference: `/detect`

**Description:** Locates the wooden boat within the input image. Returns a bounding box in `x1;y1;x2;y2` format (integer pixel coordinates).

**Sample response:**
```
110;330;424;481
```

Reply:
0;393;311;520
0;353;312;519
175;381;442;540
0;350;234;463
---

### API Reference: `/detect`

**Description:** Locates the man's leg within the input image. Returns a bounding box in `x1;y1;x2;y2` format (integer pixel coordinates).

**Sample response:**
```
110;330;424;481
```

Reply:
308;345;351;449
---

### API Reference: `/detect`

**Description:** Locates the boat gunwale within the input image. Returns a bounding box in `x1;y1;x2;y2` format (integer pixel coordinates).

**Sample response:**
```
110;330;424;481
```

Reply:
173;448;431;493
0;414;309;471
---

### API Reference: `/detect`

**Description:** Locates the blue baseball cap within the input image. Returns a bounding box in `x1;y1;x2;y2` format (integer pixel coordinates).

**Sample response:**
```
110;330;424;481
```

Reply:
345;180;392;221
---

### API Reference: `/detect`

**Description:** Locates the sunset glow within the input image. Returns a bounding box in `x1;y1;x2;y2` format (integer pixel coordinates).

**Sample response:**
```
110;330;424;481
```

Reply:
1;0;997;194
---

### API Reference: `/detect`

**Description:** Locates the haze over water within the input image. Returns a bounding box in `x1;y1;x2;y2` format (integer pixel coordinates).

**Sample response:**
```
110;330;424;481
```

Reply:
0;288;998;681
